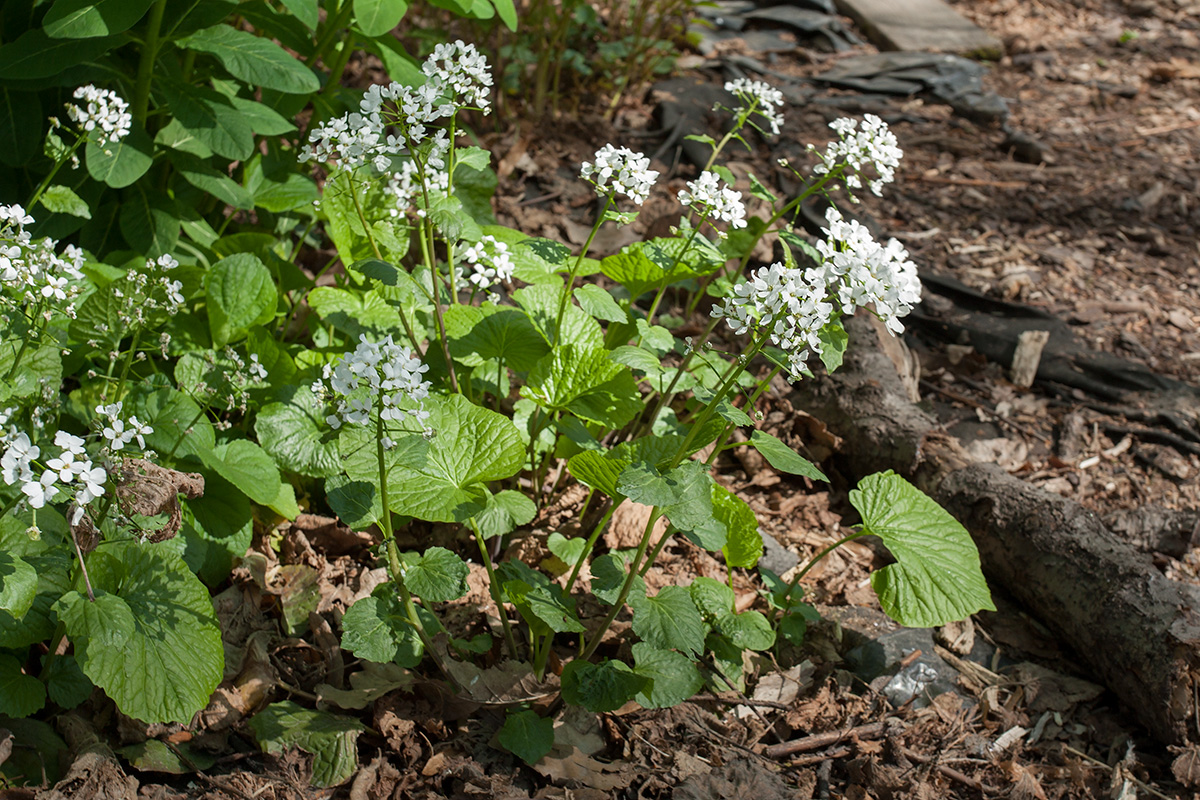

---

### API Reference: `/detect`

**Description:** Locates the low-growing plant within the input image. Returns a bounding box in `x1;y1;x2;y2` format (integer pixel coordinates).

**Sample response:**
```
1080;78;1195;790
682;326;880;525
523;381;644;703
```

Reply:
0;28;994;782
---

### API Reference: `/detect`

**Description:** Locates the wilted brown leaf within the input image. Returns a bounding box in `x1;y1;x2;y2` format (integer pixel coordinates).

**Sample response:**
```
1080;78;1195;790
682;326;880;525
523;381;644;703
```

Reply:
113;459;204;543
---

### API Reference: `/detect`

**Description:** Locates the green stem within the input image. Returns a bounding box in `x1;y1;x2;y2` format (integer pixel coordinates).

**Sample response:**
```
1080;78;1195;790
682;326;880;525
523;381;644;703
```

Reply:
784;531;869;597
638;525;675;577
114;327;143;403
308;0;355;69
132;0;168;124
417;222;460;393
669;335;765;470
468;518;519;659
632;315;721;441
579;507;661;661
554;194;613;346
705;363;782;467
563;500;617;596
27;136;85;211
38;622;67;681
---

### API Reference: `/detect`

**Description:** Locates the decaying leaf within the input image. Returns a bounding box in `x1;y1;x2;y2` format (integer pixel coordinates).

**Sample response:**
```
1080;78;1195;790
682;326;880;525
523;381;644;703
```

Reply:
441;655;559;707
113;459;205;543
1171;744;1200;788
533;744;632;791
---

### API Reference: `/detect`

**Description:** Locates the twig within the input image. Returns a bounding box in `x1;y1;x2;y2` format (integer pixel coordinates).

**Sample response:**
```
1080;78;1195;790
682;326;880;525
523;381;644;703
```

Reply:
1061;745;1177;800
1102;423;1200;456
919;380;1052;445
701;695;791;711
163;741;257;800
788;746;852;766
902;746;998;793
764;721;886;758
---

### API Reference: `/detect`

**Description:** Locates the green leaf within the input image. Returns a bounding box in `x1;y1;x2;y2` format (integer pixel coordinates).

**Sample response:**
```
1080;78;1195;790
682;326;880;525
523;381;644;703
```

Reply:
715;484;761;568
474;490;536;539
600;246;663;301
401;547;469;603
490;0;518;30
0;554;70;650
748;430;827;482
716;610;775;651
161;81;255;161
0;88;41;168
119;186;180;257
307;286;405;341
64;543;223;723
388;395;525;523
546;532;586;566
249;701;366;788
354;0;409;36
128;385;216;462
341;590;422;667
43;653;92;709
0;29;116;78
498;710;553;765
38;185;91;219
635;319;674;355
229;96;297;135
0;552;37;620
573;284;627;324
502;573;585;635
629;585;705;656
53;590;136;649
631;643;703;709
169;151;255;210
325;476;381;530
561;659;647;713
617;460;713;532
86;122;154;188
178;25;319;94
43;0;156;38
198;440;282;506
119;739;216;774
512;285;603;350
590;552;644;606
0;654;45;718
817;321;848;373
523;345;641;428
447;306;549;372
280;0;319;27
207;253;276;347
689;576;734;619
748;172;778;204
567;449;628;500
851;471;995;627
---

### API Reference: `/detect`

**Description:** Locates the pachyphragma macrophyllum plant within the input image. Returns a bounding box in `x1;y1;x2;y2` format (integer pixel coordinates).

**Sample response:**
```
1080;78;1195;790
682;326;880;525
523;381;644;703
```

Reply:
294;39;994;766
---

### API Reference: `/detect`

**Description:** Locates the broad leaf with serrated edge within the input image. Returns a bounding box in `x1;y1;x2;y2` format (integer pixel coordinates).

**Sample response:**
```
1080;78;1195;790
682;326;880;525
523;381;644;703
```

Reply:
256;385;342;478
249;701;365;787
851;471;995;627
629;585;705;656
631;643;703;709
474;490;536;539
341;590;422;667
400;547;469;602
561;659;648;713
522;344;641;428
749;430;827;482
0;552;37;620
716;610;775;651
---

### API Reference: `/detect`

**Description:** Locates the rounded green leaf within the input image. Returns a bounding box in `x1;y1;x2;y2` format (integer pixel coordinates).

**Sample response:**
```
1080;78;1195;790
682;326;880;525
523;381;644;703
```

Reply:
629;585;705;656
177;25;319;94
43;0;156;38
631;643;703;709
498;710;554;766
119;186;180;257
851;471;996;628
206;253;276;347
400;547;469;603
354;0;410;35
0;552;37;620
198;440;282;506
0;654;46;718
249;701;365;788
256;386;342;478
86;123;154;188
160;81;255;161
53;590;136;650
66;544;224;723
716;610;775;651
341;590;422;667
561;659;647;713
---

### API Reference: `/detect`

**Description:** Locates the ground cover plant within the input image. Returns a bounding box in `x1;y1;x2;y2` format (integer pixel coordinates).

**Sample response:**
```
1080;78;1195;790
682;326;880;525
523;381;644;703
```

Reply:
0;6;995;788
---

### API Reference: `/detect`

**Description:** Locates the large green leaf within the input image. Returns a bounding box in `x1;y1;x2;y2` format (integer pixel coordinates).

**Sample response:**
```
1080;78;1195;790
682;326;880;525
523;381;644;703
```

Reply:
119;186;180;258
512;284;603;349
39;185;91;219
280;0;319;27
341;588;422;667
43;0;156;38
446;306;548;372
631;643;702;709
128;385;216;462
714;484;761;567
715;610;775;651
0;654;46;718
249;701;365;788
61;543;223;723
0;552;37;621
354;0;409;35
169;150;255;210
0;29;116;78
160;81;255;161
561;658;647;713
473;490;536;539
198;440;282;506
850;471;995;628
0;88;41;168
84;122;154;188
307;286;404;341
522;344;641;428
617;460;712;532
629;585;705;656
400;547;469;603
177;25;319;94
206;253;276;347
387;394;524;523
257;386;341;477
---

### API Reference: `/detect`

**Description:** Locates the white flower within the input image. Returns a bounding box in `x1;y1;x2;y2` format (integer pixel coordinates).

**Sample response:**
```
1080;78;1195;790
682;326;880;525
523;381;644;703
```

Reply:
322;335;433;433
384;159;450;216
103;418;128;450
65;85;132;147
54;431;86;456
461;236;515;292
813;207;920;333
423;40;493;113
580;145;659;205
678;171;747;229
127;417;153;450
22;470;59;509
809;114;902;196
249;353;268;381
1;433;38;485
724;78;785;136
75;462;106;505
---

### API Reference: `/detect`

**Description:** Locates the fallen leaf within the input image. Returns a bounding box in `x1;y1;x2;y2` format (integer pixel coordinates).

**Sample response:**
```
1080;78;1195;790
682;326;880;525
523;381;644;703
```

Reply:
533;745;631;791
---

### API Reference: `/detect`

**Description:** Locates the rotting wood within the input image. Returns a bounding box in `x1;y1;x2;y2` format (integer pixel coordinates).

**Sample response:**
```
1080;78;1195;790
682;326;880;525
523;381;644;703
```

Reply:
788;313;1200;745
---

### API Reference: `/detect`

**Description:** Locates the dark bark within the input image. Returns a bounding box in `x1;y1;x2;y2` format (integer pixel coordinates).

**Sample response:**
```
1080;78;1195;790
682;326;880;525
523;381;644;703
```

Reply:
788;313;1200;744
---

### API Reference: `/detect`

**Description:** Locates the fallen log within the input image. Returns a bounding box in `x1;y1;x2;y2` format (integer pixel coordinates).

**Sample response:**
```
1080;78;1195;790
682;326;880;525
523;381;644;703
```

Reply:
787;313;1200;745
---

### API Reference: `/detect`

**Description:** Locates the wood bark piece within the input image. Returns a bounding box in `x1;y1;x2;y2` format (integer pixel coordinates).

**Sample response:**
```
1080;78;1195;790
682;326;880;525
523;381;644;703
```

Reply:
832;0;1002;57
788;314;1200;745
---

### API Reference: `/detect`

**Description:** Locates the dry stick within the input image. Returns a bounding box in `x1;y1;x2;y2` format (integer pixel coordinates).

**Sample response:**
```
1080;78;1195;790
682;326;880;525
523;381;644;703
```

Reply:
901;747;998;794
763;720;886;758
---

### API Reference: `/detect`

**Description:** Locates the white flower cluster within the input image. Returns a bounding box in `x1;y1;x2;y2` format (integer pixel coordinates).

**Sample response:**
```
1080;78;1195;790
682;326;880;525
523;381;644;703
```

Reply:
678;171;747;230
385;160;449;218
713;262;833;376
724;78;785;136
320;335;432;441
65;85;131;148
95;402;154;453
580;145;659;205
461;235;515;296
0;204;85;312
423;40;493;113
809;114;902;197
300;41;490;173
1;431;105;512
813;208;920;334
108;254;185;329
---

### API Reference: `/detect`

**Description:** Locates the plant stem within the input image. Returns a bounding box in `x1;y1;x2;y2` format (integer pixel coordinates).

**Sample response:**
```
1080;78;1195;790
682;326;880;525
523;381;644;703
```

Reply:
417;223;460;393
27;136;85;211
579;507;661;661
669;336;764;470
705;363;782;467
132;0;168;124
467;518;519;659
638;525;675;577
38;622;67;681
563;500;617;595
554;194;613;346
114;328;143;403
785;531;869;597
